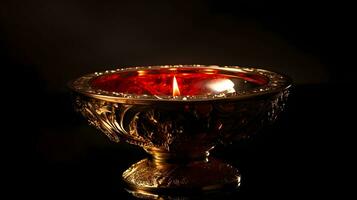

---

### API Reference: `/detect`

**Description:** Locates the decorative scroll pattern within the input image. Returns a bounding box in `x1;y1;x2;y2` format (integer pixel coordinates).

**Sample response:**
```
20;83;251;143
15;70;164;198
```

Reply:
74;88;289;151
122;158;240;190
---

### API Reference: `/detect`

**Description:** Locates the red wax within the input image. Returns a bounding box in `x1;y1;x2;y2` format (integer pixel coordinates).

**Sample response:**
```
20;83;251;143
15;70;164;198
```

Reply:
90;68;268;96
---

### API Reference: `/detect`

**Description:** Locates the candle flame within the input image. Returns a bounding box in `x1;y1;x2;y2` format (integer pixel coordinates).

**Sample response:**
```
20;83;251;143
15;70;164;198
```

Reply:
172;76;181;96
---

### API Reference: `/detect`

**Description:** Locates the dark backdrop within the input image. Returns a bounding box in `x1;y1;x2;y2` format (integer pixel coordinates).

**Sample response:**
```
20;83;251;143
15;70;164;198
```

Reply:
1;1;353;199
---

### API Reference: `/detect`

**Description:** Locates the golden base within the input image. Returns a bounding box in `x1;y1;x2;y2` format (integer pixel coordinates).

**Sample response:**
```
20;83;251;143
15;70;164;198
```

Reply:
122;157;241;197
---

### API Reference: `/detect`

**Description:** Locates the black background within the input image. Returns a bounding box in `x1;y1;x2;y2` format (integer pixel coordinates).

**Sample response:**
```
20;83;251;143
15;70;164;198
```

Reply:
1;1;354;199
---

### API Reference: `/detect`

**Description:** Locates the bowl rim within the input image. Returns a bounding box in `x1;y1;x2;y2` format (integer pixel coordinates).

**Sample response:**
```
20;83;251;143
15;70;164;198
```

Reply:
68;65;292;104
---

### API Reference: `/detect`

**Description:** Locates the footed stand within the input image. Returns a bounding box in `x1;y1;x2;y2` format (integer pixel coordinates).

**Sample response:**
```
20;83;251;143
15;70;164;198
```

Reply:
122;150;241;195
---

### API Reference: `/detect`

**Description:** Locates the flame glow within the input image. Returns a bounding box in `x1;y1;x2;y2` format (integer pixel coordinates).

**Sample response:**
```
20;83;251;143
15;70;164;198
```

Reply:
172;76;181;96
137;70;147;76
207;79;236;93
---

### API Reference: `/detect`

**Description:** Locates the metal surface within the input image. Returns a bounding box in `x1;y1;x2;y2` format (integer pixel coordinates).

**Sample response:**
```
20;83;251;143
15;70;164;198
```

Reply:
70;65;291;195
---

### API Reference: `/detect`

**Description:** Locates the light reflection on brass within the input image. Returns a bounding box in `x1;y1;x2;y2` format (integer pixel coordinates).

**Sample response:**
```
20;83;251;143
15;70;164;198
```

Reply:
69;65;291;197
207;78;236;93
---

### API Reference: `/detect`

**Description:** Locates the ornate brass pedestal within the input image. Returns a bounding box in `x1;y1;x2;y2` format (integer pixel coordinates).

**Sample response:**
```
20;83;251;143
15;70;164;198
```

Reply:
123;158;240;194
70;65;291;196
123;148;241;193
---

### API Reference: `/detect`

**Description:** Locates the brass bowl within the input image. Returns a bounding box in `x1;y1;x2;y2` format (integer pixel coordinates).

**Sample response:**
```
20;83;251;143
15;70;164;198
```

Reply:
69;65;291;195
